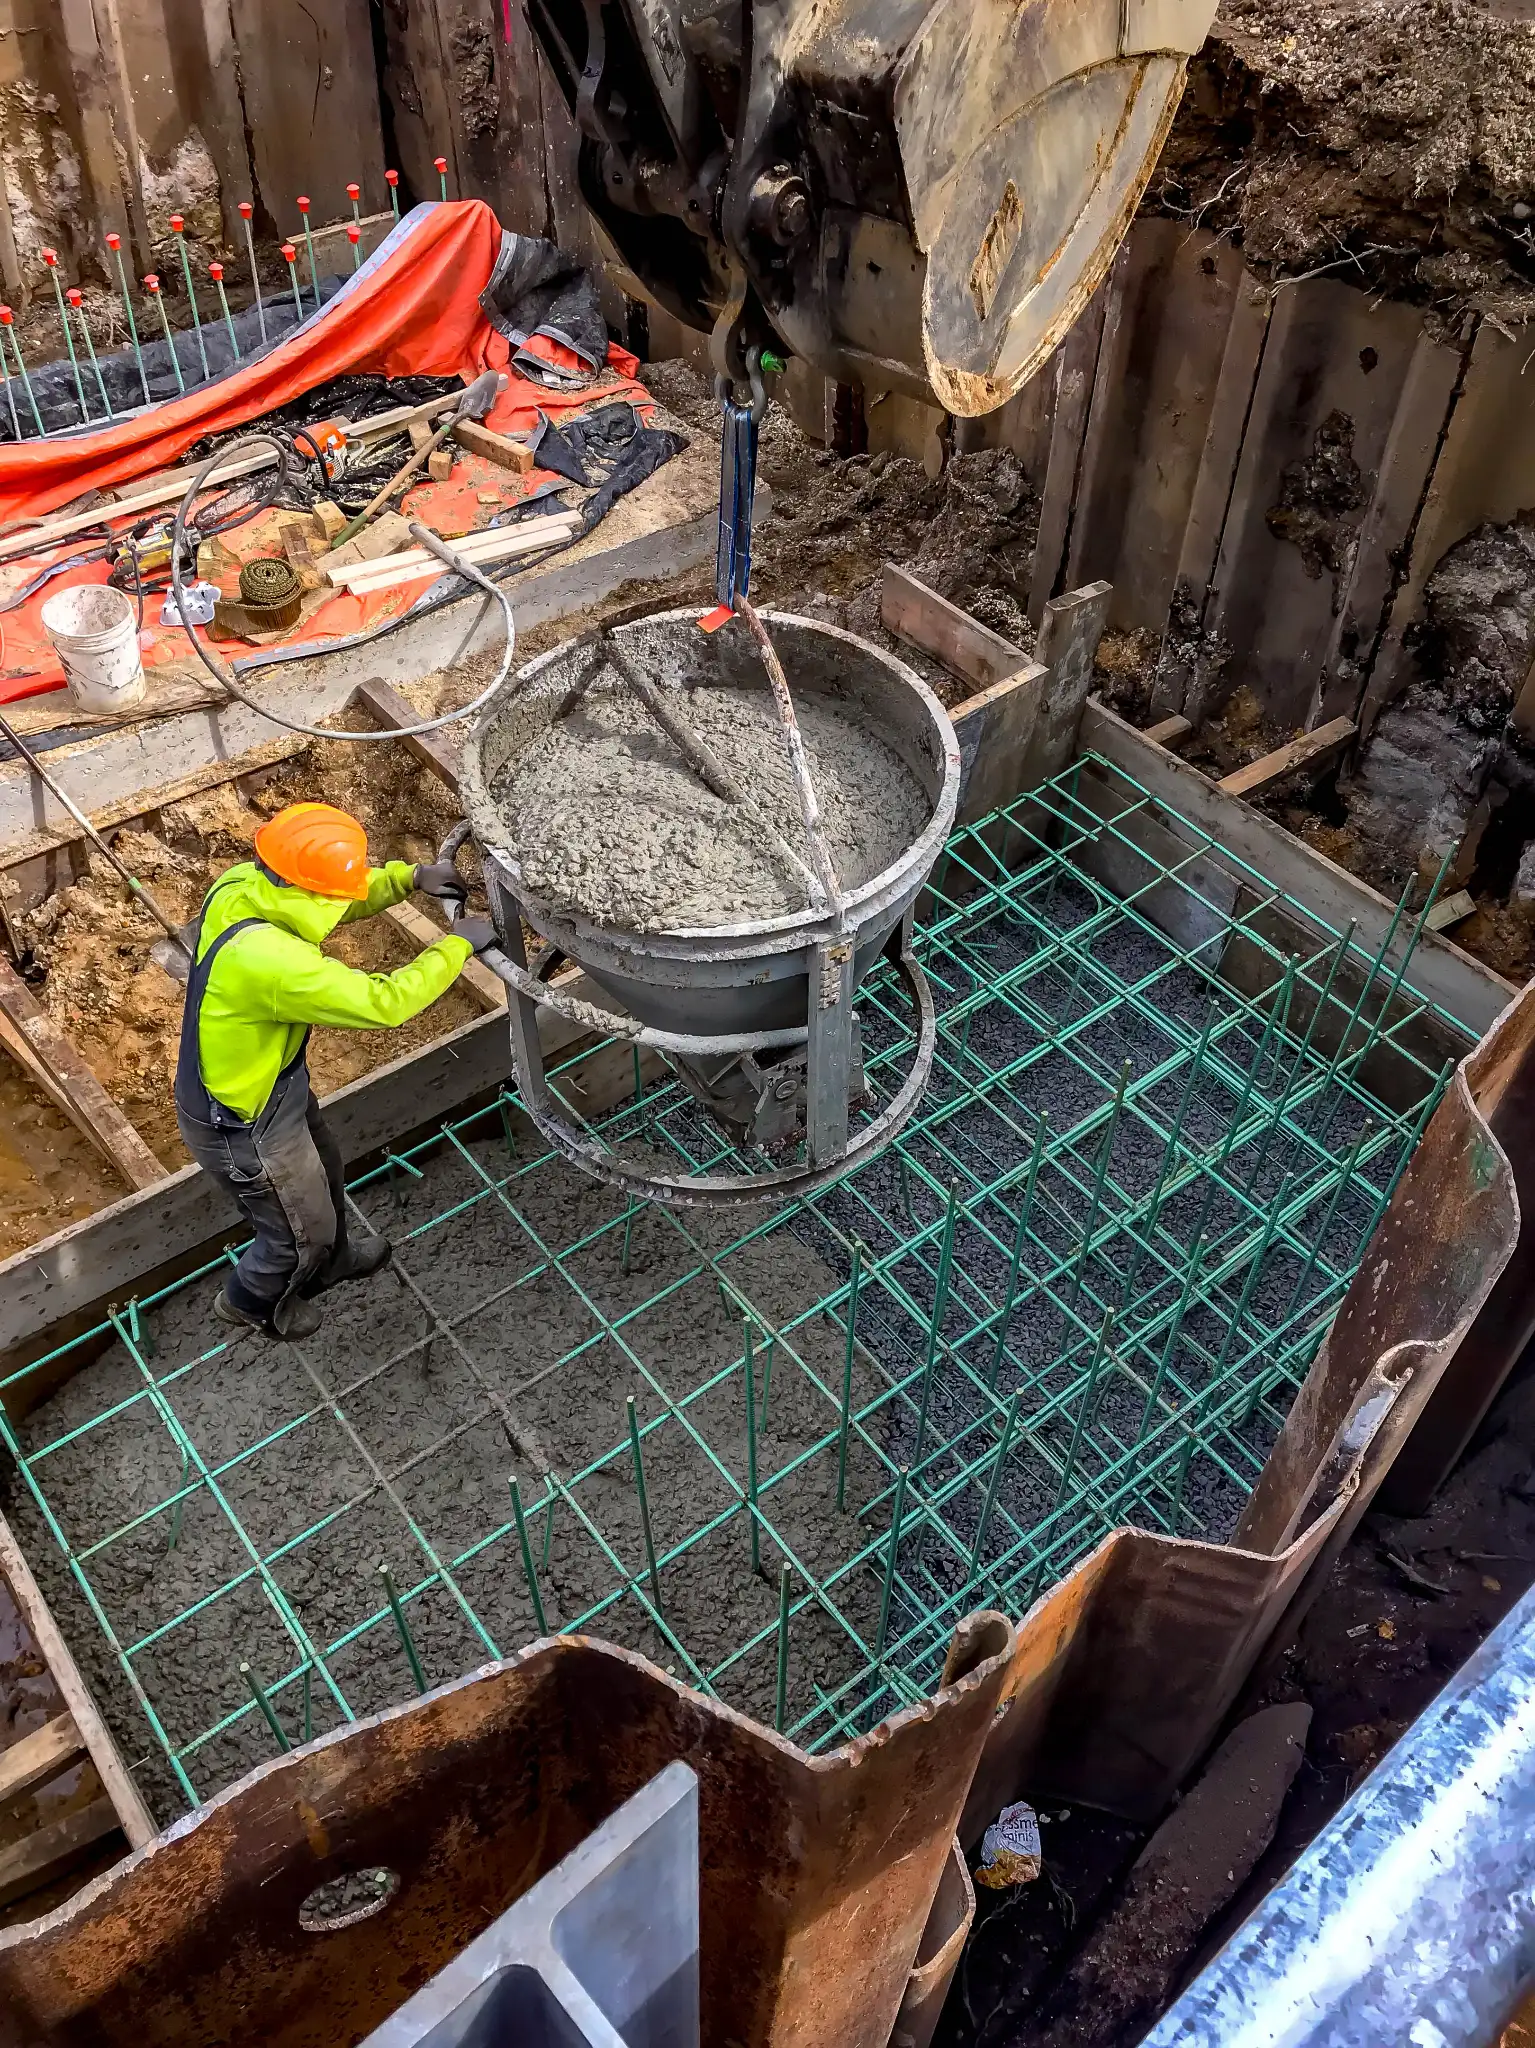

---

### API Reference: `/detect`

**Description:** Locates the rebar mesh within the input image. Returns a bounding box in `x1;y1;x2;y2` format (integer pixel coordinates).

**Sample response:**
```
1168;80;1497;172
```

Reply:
0;753;1472;1824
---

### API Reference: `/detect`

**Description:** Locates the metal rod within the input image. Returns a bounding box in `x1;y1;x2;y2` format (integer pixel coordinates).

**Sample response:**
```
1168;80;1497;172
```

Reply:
1138;1237;1206;1440
970;1389;1023;1578
1068;1059;1130;1314
621;1196;638;1276
1054;1313;1115;1510
990;1113;1049;1387
240;1658;290;1751
1119;1015;1213;1312
508;1475;547;1634
626;1395;663;1614
836;1240;862;1510
170;215;210;379
744;1325;761;1574
734;593;844;916
379;1564;428;1693
913;1181;960;1465
106;232;151;404
435;155;449;201
1342;850;1455;1088
66;289;113;418
1283;1123;1371;1321
238;200;267;343
1212;1175;1293;1378
876;1466;909;1661
144;276;183;395
282;243;303;325
41;250;88;421
758;1335;775;1432
0;713;191;954
348;181;362;228
209;263;240;361
775;1563;791;1733
296;196;321;311
386;168;401;220
347;224;362;272
0;311;43;433
0;327;18;441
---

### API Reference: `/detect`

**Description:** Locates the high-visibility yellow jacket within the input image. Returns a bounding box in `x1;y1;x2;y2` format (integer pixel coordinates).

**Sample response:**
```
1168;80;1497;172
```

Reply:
189;859;472;1121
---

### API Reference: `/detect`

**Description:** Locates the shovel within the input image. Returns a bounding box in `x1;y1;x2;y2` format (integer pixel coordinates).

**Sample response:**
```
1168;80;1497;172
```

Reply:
332;371;507;548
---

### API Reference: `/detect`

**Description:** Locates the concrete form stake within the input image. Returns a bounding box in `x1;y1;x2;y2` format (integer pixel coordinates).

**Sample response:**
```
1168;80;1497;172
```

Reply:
170;216;210;380
1;311;43;434
209;264;240;362
67;290;113;418
238;201;267;344
379;1563;428;1693
282;244;304;326
508;1474;548;1634
144;277;184;395
106;232;151;404
240;1658;291;1752
626;1395;663;1616
297;196;321;311
386;168;401;220
41;250;88;422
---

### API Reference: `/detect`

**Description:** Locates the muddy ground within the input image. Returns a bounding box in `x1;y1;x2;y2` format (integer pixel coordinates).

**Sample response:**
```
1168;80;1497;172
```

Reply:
1162;0;1535;330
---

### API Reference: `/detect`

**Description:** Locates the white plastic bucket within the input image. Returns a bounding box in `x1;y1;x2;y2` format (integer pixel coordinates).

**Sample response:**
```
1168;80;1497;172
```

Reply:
40;584;146;712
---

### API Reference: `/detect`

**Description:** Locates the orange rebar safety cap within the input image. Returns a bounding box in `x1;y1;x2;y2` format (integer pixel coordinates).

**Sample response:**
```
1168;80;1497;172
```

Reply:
254;803;371;901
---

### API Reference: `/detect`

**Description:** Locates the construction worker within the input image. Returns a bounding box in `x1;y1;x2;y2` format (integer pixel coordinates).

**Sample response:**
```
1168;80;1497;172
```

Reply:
175;801;497;1341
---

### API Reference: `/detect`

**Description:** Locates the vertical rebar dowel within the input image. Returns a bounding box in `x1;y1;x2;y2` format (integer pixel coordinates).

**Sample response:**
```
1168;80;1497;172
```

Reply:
774;1563;792;1733
914;1182;960;1465
542;1478;557;1570
1242;958;1303;1190
106;232;151;404
209;263;240;361
41;251;88;421
1291;922;1357;1086
302;1661;313;1743
435;155;449;201
168;1444;190;1550
378;1564;427;1693
1054;1314;1115;1510
0;329;18;441
282;243;304;324
1283;1124;1371;1322
238;200;267;343
240;1658;291;1751
970;1389;1023;1579
1340;850;1455;1095
1068;1060;1131;1315
348;181;362;227
170;216;210;379
1189;987;1286;1252
875;1466;909;1661
1120;1012;1214;1313
296;196;321;310
621;1196;638;1276
1138;1235;1206;1440
759;1334;776;1432
1369;1061;1451;1234
144;277;184;395
498;1096;518;1160
0;311;42;433
990;1114;1049;1387
836;1240;863;1509
1310;875;1415;1136
347;224;362;272
66;289;113;417
626;1395;663;1614
508;1475;547;1634
744;1325;761;1574
1170;1428;1197;1530
386;168;401;219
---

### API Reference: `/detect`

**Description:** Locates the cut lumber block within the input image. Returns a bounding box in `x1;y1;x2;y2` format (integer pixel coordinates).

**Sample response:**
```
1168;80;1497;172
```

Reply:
1217;717;1356;800
327;514;579;592
1426;888;1477;933
1144;715;1193;750
0;1795;119;1910
453;419;536;472
0;958;164;1189
0;1714;84;1807
381;900;504;1010
351;677;462;790
881;563;1032;692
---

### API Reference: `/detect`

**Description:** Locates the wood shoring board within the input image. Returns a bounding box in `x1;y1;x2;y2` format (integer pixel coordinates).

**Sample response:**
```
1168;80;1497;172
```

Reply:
0;1510;155;1848
0;958;164;1190
1217;717;1356;800
0;1797;120;1913
0;1714;85;1807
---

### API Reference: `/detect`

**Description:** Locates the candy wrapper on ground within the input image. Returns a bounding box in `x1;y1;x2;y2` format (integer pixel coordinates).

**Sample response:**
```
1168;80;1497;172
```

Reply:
976;1800;1042;1890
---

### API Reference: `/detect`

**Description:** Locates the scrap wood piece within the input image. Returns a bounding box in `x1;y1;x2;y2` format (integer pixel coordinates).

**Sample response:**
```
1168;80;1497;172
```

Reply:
1427;889;1476;933
0;1795;120;1912
0;1713;85;1807
1218;716;1356;800
0;957;164;1190
1144;714;1194;750
452;419;536;473
881;562;1033;692
350;677;461;789
382;900;504;1011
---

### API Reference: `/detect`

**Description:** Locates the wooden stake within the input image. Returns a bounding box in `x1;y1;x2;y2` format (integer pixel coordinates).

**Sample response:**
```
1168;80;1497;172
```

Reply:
0;957;163;1189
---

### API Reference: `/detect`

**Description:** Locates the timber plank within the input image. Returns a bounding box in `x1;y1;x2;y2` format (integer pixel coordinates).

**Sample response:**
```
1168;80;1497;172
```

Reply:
0;1797;120;1912
1143;716;1193;750
0;960;163;1190
351;678;462;789
880;564;1032;692
0;1715;84;1808
1217;718;1356;800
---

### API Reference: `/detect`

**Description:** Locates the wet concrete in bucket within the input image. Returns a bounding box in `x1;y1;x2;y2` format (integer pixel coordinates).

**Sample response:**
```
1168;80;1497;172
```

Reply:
491;675;930;931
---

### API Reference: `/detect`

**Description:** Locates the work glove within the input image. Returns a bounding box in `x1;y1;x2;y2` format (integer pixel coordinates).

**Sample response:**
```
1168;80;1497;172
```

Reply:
414;860;469;904
451;917;498;956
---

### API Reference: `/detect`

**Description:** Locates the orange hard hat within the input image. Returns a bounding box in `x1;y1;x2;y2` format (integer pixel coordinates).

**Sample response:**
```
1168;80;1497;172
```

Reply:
254;803;370;900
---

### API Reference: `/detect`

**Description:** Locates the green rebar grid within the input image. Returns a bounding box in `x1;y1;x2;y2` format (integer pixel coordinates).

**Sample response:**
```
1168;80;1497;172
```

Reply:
0;751;1474;1821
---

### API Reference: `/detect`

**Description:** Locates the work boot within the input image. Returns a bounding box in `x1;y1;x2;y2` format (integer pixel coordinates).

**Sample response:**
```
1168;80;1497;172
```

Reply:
213;1284;323;1342
301;1232;393;1297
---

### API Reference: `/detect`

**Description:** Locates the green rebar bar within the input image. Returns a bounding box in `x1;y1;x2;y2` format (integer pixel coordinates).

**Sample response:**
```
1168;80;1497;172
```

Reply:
626;1395;663;1613
70;296;111;420
41;254;88;421
297;197;321;311
238;201;266;344
171;218;210;379
1138;1238;1206;1441
1;316;42;433
1282;1124;1371;1322
282;244;304;325
1336;850;1455;1097
1067;1061;1131;1315
1169;1428;1197;1531
989;1114;1048;1387
210;265;240;361
775;1563;792;1732
106;233;151;404
386;169;401;219
744;1324;761;1574
0;335;18;440
1119;1014;1214;1313
145;278;184;396
875;1466;909;1661
509;1475;547;1633
836;1241;863;1510
1211;1175;1293;1378
1054;1314;1115;1510
969;1389;1023;1578
240;1658;290;1751
379;1564;428;1693
621;1196;638;1276
913;1182;961;1464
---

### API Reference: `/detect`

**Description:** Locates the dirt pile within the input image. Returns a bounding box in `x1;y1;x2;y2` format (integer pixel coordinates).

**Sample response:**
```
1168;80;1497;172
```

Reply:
1161;0;1535;324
